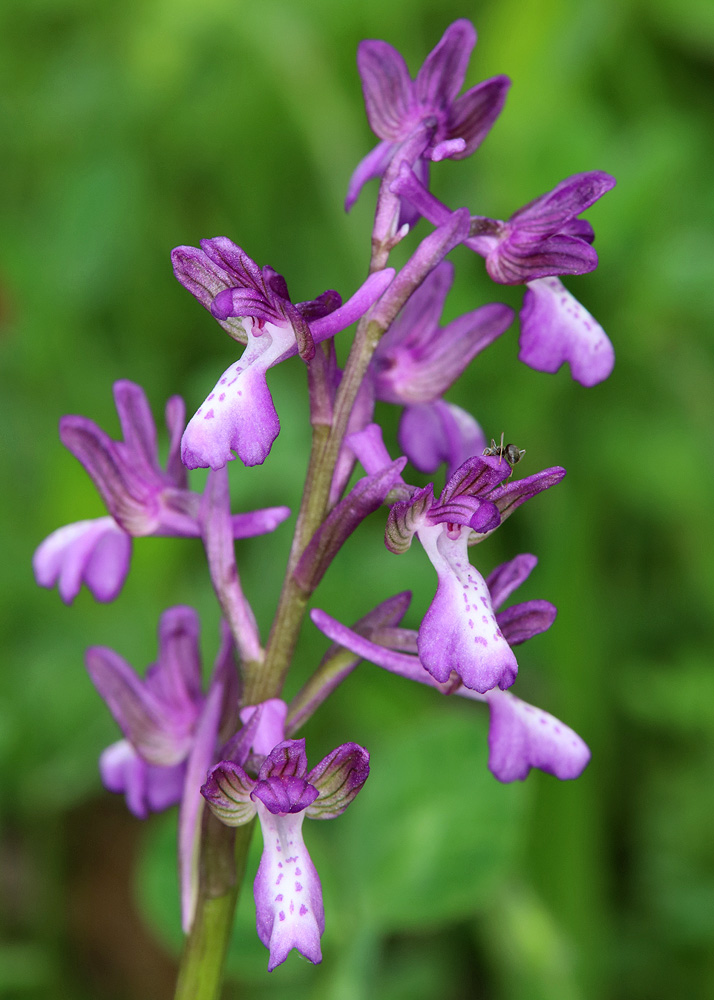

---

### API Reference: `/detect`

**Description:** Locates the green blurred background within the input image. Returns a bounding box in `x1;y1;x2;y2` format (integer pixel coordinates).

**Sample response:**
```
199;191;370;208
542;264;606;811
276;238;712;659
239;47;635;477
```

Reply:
2;0;714;997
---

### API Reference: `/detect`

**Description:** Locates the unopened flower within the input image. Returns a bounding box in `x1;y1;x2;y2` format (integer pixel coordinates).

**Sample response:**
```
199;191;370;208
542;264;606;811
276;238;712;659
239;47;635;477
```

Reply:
202;736;369;970
172;238;394;469
33;380;290;603
311;553;589;783
347;20;510;217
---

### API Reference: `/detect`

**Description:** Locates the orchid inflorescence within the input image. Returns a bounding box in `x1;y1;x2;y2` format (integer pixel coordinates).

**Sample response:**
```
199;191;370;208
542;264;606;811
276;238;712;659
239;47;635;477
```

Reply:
33;19;613;984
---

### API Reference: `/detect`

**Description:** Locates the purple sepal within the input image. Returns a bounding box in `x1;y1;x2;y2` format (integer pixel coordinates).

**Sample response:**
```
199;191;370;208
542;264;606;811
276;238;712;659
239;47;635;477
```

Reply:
99;740;185;819
86;605;227;770
482;464;567;533
252;776;319;816
306;744;370;820
519;277;614;386
201;760;259;827
33;516;132;604
398;401;486;480
486;689;591;782
496;599;557;645
486;553;537;607
253;807;324;971
416;525;518;692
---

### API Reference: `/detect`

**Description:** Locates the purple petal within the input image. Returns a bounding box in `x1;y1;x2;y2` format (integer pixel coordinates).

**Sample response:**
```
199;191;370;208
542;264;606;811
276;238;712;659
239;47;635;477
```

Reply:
85;645;195;766
446;75;511;156
112;381;160;479
239;699;288;757
488;466;567;526
487;233;599;284
230;506;292;539
357;39;414;140
417;526;518;692
259;739;310;782
33;517;132;604
496;599;557;645
170;244;250;343
199;237;266;293
486;553;537;610
164;394;188;488
252;776;319;815
345;139;395;212
378;301;512;403
398;401;485;479
510;171;616;234
415;19;475;111
486;688;591;782
519;277;614;386
59;417;159;534
201;759;258;826
99;740;184;819
306;744;370;820
179;680;225;932
253;807;324;971
154;605;203;709
374;260;453;364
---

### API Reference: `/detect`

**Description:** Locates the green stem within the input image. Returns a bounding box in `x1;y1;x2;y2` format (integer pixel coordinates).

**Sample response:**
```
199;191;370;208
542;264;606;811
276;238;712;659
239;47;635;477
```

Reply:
174;820;255;1000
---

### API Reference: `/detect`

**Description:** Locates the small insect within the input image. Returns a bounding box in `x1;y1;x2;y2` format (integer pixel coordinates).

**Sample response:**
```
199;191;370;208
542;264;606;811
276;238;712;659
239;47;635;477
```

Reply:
482;432;526;473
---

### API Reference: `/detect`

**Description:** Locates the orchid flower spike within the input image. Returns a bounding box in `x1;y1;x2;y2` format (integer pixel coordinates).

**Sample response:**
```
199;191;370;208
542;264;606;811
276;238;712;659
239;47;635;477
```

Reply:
347;19;510;219
311;553;590;783
202;736;370;970
32;380;291;604
391;164;616;386
172;237;394;469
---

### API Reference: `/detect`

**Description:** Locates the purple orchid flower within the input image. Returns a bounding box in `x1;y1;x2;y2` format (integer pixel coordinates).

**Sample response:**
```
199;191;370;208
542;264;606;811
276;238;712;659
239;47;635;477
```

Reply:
368;260;509;473
348;424;564;692
346;20;510;218
33;381;290;604
171;237;394;470
391;164;616;386
310;554;590;783
202;734;369;970
387;457;565;692
86;606;239;929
